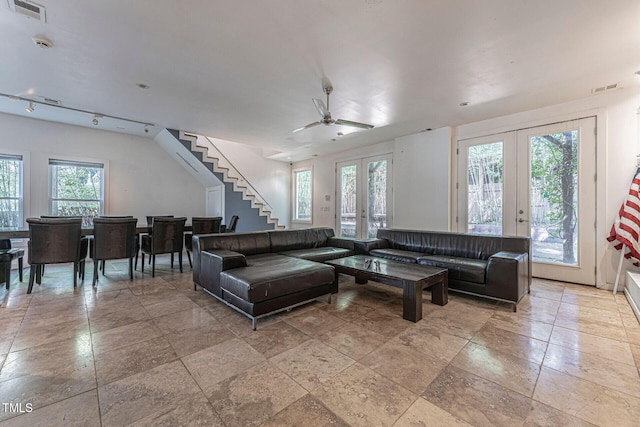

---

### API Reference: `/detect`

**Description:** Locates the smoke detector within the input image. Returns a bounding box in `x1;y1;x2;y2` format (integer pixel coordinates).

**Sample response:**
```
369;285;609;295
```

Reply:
32;36;53;49
7;0;46;22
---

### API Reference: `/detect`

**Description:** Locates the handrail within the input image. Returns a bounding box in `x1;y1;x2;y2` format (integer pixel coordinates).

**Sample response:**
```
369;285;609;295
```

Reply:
200;135;275;213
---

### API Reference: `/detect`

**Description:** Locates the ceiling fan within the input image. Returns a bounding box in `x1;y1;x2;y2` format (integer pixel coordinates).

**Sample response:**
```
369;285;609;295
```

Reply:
293;81;374;133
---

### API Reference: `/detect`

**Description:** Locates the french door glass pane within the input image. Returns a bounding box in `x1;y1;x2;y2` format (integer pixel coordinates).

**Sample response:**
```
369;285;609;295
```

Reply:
340;165;357;237
467;142;503;234
367;160;387;238
530;131;578;265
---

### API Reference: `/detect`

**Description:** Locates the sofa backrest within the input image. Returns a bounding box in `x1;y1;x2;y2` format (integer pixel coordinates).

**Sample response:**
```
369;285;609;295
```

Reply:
268;227;335;252
194;231;271;256
377;228;530;260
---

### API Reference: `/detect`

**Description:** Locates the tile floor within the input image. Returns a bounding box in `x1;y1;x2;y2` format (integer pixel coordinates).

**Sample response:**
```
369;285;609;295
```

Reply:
1;257;639;426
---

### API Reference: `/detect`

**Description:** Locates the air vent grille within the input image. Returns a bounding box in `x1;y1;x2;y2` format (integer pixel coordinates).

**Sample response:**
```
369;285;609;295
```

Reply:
42;97;60;106
591;82;621;94
7;0;46;22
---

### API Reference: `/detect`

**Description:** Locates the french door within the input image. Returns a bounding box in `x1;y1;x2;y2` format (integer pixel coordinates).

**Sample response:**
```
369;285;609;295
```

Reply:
337;154;392;238
457;117;596;285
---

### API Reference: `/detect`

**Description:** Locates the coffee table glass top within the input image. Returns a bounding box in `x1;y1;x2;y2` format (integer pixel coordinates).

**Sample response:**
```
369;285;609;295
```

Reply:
327;255;446;281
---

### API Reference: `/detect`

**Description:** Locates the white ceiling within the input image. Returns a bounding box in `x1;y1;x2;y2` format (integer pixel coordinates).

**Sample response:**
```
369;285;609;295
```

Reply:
1;0;639;161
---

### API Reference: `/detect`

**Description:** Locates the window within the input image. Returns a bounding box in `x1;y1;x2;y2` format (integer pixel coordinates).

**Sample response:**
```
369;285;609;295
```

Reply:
0;154;23;227
293;167;312;222
49;159;104;225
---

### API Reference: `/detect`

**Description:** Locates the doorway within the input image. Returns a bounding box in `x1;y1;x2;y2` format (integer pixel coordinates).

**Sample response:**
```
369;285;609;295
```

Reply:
457;117;596;285
336;154;393;238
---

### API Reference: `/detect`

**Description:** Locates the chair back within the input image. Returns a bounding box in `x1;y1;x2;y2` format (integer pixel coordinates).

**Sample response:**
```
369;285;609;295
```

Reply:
226;215;239;233
92;217;138;260
0;239;10;250
27;218;82;264
151;217;186;254
192;217;223;235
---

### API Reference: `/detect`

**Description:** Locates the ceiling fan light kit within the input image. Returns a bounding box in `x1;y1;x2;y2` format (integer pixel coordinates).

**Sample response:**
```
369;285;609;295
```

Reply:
293;80;374;134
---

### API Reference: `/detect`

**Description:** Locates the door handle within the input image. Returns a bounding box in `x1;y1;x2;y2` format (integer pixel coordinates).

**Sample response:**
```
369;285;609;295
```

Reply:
518;218;529;223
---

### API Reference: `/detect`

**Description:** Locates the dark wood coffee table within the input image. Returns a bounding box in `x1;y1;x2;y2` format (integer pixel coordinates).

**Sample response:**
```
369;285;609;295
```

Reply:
326;255;448;322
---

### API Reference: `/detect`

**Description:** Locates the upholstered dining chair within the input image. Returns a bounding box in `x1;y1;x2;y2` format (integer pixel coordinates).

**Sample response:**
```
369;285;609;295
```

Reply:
41;215;89;279
141;217;186;277
141;215;174;268
185;216;222;268
90;217;138;286
26;217;83;293
0;239;24;290
220;215;239;233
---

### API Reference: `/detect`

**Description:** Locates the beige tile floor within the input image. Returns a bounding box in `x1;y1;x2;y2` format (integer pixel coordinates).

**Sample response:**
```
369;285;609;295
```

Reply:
1;257;639;426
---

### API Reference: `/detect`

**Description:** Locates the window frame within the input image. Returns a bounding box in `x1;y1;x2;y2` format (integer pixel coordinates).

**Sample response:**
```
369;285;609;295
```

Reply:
0;153;25;228
292;166;313;224
48;157;108;223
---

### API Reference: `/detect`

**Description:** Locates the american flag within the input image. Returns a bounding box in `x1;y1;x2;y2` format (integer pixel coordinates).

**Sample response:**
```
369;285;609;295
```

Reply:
608;169;640;266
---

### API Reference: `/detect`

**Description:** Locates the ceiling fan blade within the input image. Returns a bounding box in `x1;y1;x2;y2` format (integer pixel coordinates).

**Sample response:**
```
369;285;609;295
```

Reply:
335;119;374;130
292;121;322;133
312;98;328;118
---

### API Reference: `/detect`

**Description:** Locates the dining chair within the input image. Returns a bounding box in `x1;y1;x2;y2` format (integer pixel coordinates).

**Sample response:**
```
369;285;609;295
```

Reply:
41;215;89;279
0;239;24;290
91;217;138;286
141;217;186;277
142;215;174;268
185;216;222;268
220;215;239;233
26;217;83;293
96;216;137;274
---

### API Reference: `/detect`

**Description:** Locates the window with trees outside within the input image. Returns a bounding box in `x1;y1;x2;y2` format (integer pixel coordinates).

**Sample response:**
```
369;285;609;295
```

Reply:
293;167;312;222
49;159;104;225
0;154;23;228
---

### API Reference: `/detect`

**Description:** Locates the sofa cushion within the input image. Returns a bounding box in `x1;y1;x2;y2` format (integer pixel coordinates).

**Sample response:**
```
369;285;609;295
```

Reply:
369;248;423;263
417;255;487;284
279;247;353;262
220;253;335;303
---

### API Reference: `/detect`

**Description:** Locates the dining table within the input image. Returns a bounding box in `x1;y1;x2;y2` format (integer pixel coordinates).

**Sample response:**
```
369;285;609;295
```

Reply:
0;224;193;240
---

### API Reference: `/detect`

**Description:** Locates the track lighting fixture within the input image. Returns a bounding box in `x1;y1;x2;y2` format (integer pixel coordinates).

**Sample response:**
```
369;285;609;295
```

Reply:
1;92;154;132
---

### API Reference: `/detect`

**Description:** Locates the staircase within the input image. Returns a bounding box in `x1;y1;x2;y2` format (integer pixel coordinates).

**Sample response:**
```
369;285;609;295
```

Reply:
174;130;285;230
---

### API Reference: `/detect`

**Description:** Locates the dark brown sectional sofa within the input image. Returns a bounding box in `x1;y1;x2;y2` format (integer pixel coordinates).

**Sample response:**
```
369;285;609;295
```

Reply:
356;228;531;310
192;227;355;329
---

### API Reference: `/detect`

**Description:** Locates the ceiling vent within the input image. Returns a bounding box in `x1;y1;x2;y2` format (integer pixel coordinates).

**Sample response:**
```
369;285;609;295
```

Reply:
41;97;60;106
591;82;621;95
7;0;46;22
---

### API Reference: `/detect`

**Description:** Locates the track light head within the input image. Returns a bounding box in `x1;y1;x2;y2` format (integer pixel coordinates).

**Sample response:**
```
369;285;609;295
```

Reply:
26;101;34;113
92;116;98;125
144;125;149;133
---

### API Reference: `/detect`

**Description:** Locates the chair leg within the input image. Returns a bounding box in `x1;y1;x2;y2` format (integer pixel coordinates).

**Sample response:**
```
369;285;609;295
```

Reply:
92;260;99;287
3;261;10;290
141;253;145;273
129;257;133;281
27;265;36;294
73;262;78;288
101;260;106;276
135;250;139;270
152;255;156;277
36;265;42;284
18;258;23;282
187;250;192;269
178;251;183;273
171;253;174;268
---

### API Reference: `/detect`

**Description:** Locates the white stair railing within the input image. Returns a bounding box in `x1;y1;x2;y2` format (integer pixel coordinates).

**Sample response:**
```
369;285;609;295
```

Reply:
179;131;285;229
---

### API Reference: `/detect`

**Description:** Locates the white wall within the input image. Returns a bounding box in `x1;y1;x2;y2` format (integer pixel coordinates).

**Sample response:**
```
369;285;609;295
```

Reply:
394;127;451;230
208;138;290;226
456;87;640;288
0;113;205;225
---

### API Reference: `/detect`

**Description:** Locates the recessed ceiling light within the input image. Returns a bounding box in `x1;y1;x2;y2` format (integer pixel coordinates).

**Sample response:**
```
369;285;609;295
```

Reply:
137;83;150;89
459;102;469;107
